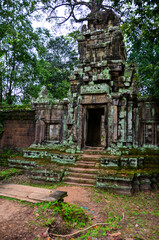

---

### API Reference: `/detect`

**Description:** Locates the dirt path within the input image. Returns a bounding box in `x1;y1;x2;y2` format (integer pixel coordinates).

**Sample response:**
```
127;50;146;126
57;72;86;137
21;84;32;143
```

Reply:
0;185;105;240
0;178;159;240
0;198;44;240
56;186;106;223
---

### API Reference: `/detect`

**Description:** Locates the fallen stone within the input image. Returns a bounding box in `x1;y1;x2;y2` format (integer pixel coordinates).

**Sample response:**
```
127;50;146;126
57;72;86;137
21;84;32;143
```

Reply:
0;184;67;203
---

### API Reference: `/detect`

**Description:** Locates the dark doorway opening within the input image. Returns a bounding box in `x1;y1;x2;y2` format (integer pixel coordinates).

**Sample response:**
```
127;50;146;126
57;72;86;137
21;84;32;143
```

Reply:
86;108;104;147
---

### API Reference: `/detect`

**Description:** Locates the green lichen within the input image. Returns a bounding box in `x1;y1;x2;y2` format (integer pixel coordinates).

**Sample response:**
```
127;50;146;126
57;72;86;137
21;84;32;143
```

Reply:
102;68;111;80
81;83;110;94
120;147;159;156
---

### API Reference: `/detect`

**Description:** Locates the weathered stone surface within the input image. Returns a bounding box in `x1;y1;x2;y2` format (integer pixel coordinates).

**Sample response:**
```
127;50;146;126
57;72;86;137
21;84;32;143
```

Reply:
0;111;35;149
100;157;119;167
81;83;110;95
51;154;76;164
0;184;67;203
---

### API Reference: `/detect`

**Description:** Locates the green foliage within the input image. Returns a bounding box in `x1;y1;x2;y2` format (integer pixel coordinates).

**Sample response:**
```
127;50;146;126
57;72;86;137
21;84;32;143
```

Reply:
77;213;122;239
48;80;70;99
33;200;90;229
42;35;78;99
54;202;89;227
0;168;24;180
127;43;159;98
114;0;159;98
0;0;52;104
0;149;23;167
0;103;32;110
82;188;159;239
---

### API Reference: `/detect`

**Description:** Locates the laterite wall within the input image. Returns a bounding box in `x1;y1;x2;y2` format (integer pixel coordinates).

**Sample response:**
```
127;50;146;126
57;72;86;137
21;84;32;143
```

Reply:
0;110;35;149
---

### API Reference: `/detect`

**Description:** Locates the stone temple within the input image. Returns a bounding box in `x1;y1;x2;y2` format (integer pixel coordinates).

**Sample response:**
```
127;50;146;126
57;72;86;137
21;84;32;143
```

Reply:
1;10;159;195
33;10;159;151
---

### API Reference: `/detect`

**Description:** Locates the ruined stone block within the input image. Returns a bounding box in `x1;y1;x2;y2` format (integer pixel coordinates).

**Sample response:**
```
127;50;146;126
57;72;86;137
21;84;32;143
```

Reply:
100;158;119;167
120;157;129;167
129;158;138;167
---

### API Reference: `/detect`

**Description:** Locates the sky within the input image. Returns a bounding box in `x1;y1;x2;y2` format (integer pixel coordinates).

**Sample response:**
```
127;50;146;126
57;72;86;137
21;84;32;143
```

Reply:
31;5;85;36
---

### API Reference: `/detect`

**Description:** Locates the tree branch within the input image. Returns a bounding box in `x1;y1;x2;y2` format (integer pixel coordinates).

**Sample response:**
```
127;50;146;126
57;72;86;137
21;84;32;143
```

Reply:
39;0;118;24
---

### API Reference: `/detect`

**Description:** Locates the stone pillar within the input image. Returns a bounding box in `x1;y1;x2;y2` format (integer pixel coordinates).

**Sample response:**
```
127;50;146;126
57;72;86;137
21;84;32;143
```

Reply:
112;99;118;144
78;104;83;149
107;102;113;147
35;119;45;144
133;106;139;147
118;98;127;147
127;101;133;145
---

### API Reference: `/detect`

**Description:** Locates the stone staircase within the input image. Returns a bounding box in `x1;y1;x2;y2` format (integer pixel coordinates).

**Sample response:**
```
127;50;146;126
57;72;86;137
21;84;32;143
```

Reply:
63;157;100;186
7;157;65;183
6;148;159;195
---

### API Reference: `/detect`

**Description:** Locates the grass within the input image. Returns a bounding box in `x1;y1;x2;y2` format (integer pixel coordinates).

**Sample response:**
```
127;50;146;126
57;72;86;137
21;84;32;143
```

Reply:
0;149;23;166
29;187;159;239
0;194;90;236
78;188;159;239
28;200;90;237
0;168;24;180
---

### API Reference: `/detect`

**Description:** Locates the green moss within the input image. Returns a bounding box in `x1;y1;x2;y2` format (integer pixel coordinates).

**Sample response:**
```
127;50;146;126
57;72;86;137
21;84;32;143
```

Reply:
98;168;159;179
0;168;24;180
0;149;23;166
0;104;31;111
120;147;159;156
102;68;111;80
28;143;81;154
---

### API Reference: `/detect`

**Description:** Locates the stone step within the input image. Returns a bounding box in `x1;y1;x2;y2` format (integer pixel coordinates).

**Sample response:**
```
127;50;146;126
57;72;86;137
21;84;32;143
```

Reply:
8;159;36;170
83;149;105;155
96;174;134;196
79;156;102;161
66;171;96;179
63;176;96;185
63;181;94;187
77;160;97;164
68;167;99;174
75;162;99;168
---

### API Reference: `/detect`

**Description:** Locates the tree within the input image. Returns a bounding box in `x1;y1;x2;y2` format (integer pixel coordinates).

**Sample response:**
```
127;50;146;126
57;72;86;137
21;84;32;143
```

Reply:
38;0;114;24
0;0;51;104
113;0;159;45
0;0;79;104
113;0;159;98
42;34;79;99
127;41;159;98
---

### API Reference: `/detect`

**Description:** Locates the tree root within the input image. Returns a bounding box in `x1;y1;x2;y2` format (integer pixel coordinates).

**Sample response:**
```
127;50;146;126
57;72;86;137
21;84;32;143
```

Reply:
50;222;111;238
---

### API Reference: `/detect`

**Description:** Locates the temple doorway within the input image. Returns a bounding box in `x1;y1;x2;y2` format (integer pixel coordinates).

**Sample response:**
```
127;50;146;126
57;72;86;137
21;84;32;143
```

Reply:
86;108;104;147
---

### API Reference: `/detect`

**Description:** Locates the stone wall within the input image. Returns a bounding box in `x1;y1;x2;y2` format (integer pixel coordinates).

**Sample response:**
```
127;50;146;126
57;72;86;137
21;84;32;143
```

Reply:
0;110;35;149
32;98;68;145
137;99;159;147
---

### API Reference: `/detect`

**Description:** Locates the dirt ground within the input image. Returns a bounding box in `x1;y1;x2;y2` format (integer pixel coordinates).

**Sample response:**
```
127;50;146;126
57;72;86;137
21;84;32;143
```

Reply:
56;186;107;223
0;198;46;240
0;185;105;240
0;173;159;240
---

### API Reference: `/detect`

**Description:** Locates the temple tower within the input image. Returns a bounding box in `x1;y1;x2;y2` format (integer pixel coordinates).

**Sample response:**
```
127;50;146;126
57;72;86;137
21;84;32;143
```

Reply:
69;10;137;150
